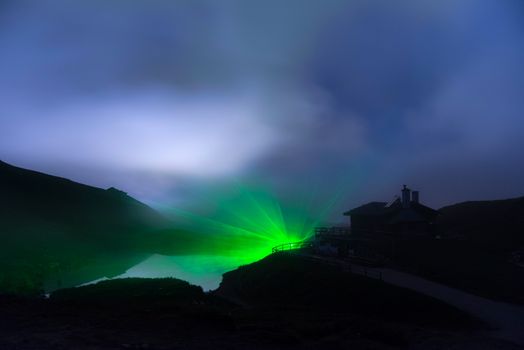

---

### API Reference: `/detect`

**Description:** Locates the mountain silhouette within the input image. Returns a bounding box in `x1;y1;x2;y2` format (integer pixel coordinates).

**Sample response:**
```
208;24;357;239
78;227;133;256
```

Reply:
0;160;171;294
438;196;524;250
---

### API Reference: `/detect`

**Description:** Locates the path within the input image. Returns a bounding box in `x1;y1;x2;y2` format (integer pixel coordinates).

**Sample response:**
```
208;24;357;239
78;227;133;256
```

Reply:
376;267;524;346
300;253;524;346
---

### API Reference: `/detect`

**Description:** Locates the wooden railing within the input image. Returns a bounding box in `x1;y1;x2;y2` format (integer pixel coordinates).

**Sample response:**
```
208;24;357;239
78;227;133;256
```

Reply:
271;241;313;254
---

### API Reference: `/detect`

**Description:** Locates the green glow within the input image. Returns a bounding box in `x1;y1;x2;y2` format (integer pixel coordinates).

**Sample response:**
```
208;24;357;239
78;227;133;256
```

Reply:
165;185;341;260
124;185;344;289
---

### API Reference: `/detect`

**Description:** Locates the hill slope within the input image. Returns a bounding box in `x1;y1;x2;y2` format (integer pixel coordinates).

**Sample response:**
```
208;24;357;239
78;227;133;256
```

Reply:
0;161;171;294
438;196;524;250
216;253;479;330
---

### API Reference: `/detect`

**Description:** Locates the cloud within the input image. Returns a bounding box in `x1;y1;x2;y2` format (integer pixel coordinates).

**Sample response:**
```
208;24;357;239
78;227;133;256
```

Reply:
409;45;524;154
1;89;283;178
1;0;524;210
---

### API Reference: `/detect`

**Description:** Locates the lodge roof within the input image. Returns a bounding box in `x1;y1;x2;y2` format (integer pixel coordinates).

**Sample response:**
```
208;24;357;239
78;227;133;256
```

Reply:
343;198;439;224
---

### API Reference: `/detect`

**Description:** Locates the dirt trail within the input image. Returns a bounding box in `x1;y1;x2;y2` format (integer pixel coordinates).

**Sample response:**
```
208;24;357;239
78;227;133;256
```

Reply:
299;253;524;346
375;267;524;346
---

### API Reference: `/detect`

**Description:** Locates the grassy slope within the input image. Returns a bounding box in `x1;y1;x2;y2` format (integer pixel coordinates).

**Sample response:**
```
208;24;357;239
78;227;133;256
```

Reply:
438;196;524;250
0;161;171;294
217;253;479;330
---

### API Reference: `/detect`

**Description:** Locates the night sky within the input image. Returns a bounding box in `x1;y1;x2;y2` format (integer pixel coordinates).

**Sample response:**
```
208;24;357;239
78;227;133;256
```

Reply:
1;0;524;219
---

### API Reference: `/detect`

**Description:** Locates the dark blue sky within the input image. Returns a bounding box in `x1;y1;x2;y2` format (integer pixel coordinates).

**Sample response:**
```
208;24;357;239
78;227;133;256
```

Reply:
1;0;523;217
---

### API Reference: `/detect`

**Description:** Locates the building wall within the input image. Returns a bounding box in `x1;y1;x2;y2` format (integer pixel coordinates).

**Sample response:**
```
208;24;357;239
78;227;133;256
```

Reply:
350;215;388;233
352;215;436;238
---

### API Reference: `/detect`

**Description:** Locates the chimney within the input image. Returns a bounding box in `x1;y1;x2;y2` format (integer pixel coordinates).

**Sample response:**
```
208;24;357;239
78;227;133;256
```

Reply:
401;185;411;208
412;190;419;204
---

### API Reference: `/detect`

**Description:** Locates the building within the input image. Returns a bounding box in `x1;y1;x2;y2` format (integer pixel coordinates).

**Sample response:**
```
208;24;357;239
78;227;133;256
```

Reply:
344;185;439;238
312;186;439;263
